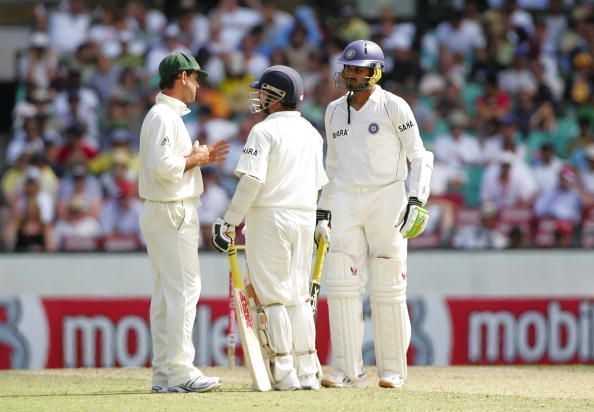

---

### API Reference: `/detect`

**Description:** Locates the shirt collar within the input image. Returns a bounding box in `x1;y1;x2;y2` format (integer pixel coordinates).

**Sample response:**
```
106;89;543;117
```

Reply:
156;92;191;117
368;84;383;103
266;111;301;120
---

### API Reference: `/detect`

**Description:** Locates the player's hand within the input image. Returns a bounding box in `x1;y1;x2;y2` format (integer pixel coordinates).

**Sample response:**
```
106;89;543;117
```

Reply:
314;209;331;248
207;139;230;165
397;197;429;239
192;142;210;166
212;218;234;253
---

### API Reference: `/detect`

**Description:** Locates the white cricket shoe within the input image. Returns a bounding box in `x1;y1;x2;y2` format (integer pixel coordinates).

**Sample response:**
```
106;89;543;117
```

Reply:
321;370;367;388
378;372;404;389
151;385;167;394
273;372;300;391
168;375;222;393
299;374;320;390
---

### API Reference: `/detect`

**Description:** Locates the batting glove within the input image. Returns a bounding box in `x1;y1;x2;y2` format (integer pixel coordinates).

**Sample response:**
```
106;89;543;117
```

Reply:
314;209;331;247
212;218;234;253
398;197;429;239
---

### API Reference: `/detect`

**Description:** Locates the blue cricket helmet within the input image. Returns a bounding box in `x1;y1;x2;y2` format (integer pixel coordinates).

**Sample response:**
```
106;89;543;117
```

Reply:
336;40;385;70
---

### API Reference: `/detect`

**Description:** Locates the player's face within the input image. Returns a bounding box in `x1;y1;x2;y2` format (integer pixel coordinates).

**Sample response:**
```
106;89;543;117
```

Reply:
344;65;373;90
182;71;200;103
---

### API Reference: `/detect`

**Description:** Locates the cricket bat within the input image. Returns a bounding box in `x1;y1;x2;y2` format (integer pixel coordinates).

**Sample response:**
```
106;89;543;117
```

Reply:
227;239;271;392
309;236;327;316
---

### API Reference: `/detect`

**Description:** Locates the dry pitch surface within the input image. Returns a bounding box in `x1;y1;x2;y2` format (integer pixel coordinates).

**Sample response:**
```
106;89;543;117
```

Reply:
1;366;593;411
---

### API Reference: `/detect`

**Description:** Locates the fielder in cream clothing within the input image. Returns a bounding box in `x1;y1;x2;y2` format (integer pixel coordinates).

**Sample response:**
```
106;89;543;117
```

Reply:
212;66;327;391
139;51;228;394
316;40;433;390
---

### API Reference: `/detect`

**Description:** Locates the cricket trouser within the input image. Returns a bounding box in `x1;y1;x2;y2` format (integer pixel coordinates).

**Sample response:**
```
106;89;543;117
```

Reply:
326;181;410;379
140;198;202;387
245;207;319;382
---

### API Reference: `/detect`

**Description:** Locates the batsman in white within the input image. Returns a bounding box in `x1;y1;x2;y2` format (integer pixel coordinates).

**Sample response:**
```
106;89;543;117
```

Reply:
316;40;433;389
138;52;229;394
212;65;327;391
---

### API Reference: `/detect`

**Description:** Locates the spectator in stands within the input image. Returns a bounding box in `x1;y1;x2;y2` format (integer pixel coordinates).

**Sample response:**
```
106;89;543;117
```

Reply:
436;8;486;56
18;32;57;90
483;113;526;164
55;123;99;172
58;164;102;220
531;142;564;193
433;110;482;169
569;116;594;166
6;115;46;166
476;76;511;121
47;0;91;54
534;166;591;247
498;44;538;96
480;151;537;209
100;181;142;239
53;195;102;251
4;167;55;252
88;54;122;105
579;145;594;195
452;201;508;250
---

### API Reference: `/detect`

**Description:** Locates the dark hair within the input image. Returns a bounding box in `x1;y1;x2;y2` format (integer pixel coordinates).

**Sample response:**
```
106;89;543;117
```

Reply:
159;74;178;90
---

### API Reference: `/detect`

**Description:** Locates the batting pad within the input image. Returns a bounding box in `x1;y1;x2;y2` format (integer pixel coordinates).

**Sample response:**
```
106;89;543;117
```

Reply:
326;252;364;380
370;258;411;379
256;304;295;384
287;303;320;378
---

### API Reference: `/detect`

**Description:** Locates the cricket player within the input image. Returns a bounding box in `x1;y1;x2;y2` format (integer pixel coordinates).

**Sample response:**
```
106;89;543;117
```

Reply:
139;51;229;394
316;40;433;389
212;65;327;391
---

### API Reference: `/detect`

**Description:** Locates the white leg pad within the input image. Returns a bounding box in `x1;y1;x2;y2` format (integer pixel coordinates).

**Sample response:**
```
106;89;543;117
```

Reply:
326;252;364;380
370;258;411;379
256;304;297;384
287;303;321;378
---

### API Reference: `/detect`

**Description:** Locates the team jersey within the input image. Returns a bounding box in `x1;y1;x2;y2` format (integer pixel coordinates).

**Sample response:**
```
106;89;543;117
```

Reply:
138;92;203;202
319;85;429;209
235;111;328;211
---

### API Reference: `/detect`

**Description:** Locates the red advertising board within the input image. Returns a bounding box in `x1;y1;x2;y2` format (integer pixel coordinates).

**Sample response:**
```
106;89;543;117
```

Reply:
2;296;593;369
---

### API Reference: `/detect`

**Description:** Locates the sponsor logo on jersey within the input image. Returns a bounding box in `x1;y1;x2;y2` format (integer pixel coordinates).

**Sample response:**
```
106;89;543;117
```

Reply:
398;121;415;133
242;147;258;156
368;122;379;134
332;128;349;139
160;136;170;147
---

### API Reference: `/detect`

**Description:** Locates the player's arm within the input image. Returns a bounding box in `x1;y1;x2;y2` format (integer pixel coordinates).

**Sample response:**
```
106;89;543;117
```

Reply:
392;97;434;238
316;105;337;245
147;114;187;181
212;173;263;252
212;127;269;252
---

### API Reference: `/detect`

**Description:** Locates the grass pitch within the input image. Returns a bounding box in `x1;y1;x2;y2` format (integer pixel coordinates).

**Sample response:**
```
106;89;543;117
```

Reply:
1;366;593;411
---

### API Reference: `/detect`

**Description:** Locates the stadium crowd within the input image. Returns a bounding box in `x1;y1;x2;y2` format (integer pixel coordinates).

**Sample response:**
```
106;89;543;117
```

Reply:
2;0;594;252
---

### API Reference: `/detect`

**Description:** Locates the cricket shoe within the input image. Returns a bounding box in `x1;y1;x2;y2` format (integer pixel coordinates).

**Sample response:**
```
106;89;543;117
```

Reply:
378;372;404;389
151;385;167;394
273;372;300;391
299;374;320;390
321;370;367;388
168;375;222;393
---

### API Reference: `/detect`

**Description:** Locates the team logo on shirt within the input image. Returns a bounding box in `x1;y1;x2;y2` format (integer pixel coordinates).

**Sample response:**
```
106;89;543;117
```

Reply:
160;136;170;147
398;121;415;133
242;147;258;156
332;128;349;139
368;122;379;134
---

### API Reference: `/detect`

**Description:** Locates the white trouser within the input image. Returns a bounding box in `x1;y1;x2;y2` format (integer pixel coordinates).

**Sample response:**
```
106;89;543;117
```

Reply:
140;199;202;387
245;207;319;381
327;182;408;377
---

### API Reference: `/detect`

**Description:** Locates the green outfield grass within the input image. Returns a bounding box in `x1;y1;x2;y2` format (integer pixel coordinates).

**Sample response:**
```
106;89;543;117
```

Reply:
1;366;593;411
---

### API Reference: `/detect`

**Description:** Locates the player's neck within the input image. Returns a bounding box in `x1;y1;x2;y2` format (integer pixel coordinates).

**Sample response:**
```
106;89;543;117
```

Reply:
349;86;374;110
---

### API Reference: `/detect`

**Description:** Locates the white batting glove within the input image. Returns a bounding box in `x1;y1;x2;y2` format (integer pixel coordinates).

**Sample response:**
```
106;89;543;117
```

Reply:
212;218;234;253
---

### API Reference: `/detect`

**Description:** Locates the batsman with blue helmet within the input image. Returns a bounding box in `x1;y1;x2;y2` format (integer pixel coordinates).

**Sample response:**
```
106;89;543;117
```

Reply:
316;40;434;389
